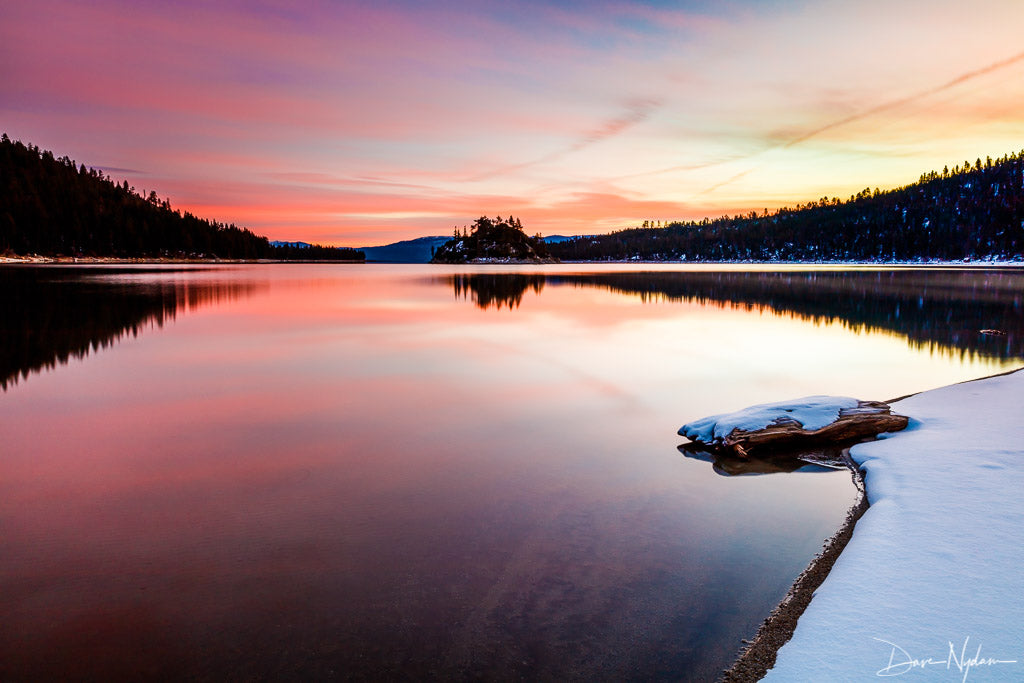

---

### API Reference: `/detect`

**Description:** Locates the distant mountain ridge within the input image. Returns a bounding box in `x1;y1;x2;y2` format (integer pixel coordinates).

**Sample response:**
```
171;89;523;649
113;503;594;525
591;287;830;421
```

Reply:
542;234;587;244
359;236;450;262
360;234;585;263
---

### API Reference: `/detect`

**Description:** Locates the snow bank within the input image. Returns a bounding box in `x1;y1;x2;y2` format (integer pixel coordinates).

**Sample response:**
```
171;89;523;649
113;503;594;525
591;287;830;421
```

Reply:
766;369;1024;681
679;396;859;444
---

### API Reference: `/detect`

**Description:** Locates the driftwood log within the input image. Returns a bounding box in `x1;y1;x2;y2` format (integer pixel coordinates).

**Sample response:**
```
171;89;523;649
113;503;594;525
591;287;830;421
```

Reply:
681;399;908;458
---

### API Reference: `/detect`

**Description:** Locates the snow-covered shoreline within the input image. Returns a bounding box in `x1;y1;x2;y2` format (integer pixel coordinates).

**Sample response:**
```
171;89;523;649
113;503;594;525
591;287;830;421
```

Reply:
761;368;1024;681
558;259;1024;267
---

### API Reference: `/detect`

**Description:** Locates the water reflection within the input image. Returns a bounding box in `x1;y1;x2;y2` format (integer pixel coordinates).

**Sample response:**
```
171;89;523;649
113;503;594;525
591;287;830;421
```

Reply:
441;269;1024;360
450;272;545;309
678;442;848;476
0;266;258;389
1;264;1006;681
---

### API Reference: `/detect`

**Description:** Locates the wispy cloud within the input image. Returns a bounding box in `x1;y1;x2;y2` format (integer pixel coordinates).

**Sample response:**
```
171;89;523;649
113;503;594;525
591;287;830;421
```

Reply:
95;165;147;176
469;98;663;181
7;0;1024;243
780;49;1024;150
262;171;437;192
700;49;1024;194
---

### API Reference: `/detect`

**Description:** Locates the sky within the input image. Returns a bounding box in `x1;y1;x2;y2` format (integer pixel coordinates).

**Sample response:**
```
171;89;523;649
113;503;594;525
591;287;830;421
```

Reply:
5;0;1024;247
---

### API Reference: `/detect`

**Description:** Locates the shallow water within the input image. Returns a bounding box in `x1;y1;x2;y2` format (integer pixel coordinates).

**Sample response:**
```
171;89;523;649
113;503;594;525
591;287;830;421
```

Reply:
1;264;1020;681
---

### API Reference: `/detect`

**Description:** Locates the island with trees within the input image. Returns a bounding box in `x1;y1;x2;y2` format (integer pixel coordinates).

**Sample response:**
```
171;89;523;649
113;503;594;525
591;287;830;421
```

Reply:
430;215;557;264
0;135;364;261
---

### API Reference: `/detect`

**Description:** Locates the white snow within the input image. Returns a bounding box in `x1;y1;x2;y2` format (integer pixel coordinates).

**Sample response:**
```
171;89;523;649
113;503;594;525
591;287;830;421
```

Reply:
678;395;859;444
766;369;1024;682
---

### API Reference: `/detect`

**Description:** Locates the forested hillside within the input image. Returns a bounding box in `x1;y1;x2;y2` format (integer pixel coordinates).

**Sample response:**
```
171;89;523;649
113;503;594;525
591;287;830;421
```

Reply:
549;153;1024;262
0;135;364;260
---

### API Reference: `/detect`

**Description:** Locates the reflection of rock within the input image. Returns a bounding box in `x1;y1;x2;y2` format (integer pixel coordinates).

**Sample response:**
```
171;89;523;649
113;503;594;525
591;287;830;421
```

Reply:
678;442;847;476
679;397;908;458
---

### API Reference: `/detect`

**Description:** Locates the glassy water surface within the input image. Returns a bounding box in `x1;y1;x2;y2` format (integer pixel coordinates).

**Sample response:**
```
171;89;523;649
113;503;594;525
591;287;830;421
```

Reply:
2;264;1021;681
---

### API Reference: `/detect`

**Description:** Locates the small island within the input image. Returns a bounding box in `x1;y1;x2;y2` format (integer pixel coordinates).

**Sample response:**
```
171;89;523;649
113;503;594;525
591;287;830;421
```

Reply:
430;216;558;264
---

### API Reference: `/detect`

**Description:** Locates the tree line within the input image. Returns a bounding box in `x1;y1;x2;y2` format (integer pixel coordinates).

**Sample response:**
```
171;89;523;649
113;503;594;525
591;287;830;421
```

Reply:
0;135;364;260
548;152;1024;262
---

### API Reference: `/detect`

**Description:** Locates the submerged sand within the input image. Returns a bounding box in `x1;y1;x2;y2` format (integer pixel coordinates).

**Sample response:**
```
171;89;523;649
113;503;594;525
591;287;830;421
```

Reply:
720;463;868;682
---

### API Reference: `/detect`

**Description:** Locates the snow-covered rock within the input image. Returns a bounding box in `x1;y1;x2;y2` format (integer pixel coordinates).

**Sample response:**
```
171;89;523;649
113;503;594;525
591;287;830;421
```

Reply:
681;396;859;442
679;396;907;457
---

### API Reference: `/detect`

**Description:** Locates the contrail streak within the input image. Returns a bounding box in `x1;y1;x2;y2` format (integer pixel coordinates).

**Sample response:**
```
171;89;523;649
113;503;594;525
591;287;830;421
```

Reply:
469;98;663;182
780;49;1024;150
687;49;1024;195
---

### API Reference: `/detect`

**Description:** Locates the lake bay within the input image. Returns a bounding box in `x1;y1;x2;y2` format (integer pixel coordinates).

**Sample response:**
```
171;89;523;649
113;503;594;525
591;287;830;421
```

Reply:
1;264;1020;681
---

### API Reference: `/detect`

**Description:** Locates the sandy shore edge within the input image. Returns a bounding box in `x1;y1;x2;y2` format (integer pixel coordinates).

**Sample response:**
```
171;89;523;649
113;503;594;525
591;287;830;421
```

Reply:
719;461;868;682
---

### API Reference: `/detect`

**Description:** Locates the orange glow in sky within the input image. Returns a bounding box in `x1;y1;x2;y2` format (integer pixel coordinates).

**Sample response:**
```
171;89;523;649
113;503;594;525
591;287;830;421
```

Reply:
5;0;1024;246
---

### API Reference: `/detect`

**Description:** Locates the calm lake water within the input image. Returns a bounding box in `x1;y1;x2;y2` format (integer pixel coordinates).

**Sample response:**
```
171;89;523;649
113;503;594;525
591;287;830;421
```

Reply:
2;264;1021;681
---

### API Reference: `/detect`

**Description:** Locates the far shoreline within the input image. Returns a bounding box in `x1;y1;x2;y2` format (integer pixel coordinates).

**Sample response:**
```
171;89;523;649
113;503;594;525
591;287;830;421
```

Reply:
555;258;1024;267
0;256;365;265
3;255;1024;267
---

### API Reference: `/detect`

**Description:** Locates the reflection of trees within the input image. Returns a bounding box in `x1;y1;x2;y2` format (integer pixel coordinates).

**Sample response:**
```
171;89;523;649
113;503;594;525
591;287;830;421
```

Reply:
445;269;1024;360
549;270;1024;360
447;273;545;310
1;267;258;389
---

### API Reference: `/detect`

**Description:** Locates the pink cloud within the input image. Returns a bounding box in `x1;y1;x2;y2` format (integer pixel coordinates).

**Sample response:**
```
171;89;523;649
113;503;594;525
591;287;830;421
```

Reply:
6;0;1024;248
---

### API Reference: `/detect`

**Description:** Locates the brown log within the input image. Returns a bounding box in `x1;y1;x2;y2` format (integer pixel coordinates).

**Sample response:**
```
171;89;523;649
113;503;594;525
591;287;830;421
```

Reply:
721;400;907;457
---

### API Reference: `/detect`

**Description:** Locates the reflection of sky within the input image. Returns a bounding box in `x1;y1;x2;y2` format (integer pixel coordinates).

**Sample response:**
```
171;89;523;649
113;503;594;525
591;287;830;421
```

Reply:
0;264;1017;678
5;1;1024;245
